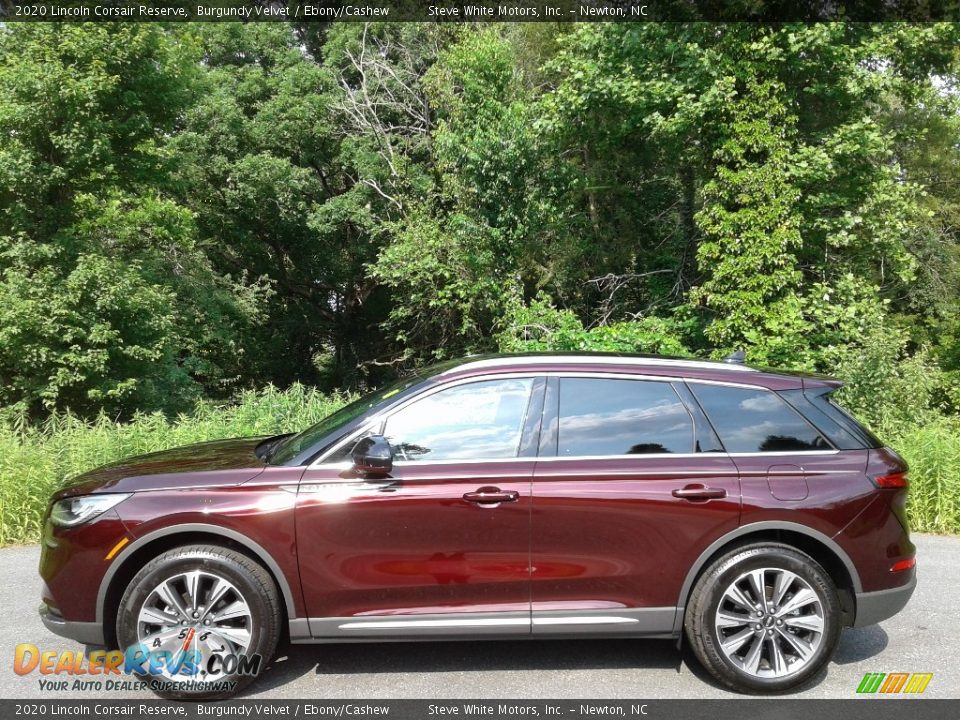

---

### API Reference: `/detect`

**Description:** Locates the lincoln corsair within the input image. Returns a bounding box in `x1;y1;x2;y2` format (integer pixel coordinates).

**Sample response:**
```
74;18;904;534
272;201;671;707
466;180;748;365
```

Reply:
39;353;916;698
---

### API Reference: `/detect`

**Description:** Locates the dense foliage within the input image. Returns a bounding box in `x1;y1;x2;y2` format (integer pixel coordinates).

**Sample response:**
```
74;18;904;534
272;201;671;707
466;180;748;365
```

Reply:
3;22;959;417
3;22;960;537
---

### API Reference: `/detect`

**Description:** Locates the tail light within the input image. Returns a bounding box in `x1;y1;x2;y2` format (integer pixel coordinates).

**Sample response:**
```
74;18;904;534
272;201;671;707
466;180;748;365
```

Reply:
871;471;908;489
890;558;916;573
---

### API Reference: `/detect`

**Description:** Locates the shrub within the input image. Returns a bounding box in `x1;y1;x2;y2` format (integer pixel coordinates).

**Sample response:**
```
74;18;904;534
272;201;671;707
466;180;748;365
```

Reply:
496;294;693;356
831;324;948;436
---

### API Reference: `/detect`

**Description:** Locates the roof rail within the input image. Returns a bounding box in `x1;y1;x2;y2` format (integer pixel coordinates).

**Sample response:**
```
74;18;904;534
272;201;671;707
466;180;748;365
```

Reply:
440;354;757;374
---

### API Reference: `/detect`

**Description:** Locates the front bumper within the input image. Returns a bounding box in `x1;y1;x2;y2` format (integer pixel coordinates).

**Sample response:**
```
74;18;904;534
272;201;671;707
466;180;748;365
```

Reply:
39;603;105;646
39;508;127;638
853;574;917;627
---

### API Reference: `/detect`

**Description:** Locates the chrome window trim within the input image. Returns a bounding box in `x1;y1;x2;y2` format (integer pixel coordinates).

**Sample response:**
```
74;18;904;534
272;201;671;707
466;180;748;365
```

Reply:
529;468;735;478
388;453;708;466
308;451;839;473
394;457;539;467
727;450;839;457
306;373;841;470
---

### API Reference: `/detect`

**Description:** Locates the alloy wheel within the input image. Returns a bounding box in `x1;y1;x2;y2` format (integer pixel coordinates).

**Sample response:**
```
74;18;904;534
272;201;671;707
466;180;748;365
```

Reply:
714;567;825;678
136;570;253;679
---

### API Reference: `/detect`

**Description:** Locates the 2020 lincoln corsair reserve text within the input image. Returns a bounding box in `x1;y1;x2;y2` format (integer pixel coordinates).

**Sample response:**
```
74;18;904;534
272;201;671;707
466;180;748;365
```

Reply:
39;353;916;698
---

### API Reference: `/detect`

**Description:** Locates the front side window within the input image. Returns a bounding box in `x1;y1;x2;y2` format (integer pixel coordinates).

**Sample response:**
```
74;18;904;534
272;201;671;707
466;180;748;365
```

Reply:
383;379;534;462
557;378;694;456
689;384;831;453
271;376;422;464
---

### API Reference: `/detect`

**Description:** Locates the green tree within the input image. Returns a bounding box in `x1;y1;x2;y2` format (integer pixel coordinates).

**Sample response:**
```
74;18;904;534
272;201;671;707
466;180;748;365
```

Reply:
365;27;569;361
0;24;264;416
543;23;960;367
173;23;416;389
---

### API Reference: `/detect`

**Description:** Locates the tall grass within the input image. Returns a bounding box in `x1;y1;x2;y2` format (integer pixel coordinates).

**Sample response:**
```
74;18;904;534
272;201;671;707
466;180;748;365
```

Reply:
0;385;347;545
1;386;958;546
892;421;960;535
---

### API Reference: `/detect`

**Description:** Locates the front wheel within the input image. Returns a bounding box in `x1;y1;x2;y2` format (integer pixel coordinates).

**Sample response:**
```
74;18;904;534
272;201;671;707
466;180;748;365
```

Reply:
684;543;841;693
116;544;281;700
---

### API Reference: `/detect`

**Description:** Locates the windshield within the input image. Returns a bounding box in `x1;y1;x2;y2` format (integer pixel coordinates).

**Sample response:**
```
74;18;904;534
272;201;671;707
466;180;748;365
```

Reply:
268;376;423;464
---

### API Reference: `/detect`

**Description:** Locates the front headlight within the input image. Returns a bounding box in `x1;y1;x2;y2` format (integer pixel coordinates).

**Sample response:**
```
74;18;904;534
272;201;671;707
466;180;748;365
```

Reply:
49;494;131;528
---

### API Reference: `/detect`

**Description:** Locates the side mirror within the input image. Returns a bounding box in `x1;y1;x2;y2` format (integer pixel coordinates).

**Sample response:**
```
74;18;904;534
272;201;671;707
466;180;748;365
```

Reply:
351;435;393;476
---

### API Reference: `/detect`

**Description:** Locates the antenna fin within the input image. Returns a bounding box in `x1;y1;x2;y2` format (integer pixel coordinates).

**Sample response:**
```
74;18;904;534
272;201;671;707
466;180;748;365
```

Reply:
723;349;746;365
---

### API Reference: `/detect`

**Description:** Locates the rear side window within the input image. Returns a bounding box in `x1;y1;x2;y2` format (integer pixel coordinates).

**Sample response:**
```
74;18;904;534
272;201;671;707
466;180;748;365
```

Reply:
558;378;694;456
810;390;882;448
689;384;832;453
778;388;880;449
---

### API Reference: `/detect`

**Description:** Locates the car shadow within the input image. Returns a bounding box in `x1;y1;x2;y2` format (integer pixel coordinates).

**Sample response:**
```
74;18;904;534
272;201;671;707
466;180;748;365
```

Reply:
832;625;889;664
243;638;683;696
243;627;889;698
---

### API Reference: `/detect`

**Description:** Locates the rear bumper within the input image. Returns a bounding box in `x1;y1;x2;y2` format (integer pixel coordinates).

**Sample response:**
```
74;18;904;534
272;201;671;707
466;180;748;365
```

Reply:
39;603;105;646
853;574;917;627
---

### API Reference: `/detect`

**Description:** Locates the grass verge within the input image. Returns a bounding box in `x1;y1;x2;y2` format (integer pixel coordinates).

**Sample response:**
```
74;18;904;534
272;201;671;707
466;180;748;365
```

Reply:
1;388;957;545
0;385;346;545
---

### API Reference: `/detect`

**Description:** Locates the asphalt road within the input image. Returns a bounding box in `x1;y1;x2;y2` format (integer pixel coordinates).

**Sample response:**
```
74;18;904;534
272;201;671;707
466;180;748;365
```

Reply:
1;535;956;700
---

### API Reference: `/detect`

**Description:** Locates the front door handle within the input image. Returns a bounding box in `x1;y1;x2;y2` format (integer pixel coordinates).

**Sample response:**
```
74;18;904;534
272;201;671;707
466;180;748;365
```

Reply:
672;484;727;501
463;487;520;505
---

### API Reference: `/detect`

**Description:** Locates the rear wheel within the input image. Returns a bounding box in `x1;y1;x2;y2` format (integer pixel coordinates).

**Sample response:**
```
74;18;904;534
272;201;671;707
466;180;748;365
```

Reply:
116;544;280;700
684;543;841;693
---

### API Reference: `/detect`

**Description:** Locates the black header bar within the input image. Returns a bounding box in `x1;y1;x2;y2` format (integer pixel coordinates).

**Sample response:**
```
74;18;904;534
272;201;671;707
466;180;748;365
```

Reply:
0;700;959;720
3;0;960;23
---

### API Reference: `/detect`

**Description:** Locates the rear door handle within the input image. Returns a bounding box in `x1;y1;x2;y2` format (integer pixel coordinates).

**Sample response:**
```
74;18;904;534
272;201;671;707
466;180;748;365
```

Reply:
672;484;727;500
463;487;520;505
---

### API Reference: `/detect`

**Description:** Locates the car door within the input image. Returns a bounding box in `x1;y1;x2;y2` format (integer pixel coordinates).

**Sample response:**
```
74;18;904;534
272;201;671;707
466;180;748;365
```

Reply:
684;382;871;534
530;375;741;635
295;375;544;639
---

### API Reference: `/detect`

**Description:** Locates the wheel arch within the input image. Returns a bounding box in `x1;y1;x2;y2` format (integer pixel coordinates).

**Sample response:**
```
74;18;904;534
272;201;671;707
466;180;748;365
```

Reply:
98;524;298;646
674;521;861;633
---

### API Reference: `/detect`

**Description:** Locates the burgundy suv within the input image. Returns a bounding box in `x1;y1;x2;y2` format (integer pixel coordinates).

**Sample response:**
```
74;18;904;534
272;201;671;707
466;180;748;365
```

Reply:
39;353;915;698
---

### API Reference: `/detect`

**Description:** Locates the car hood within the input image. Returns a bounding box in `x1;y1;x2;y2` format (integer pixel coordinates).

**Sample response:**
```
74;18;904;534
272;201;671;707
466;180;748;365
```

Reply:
53;436;271;499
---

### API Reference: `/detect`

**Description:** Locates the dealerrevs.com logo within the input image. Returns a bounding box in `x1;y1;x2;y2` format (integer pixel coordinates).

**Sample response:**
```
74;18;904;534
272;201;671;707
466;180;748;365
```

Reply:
856;672;933;694
14;642;262;693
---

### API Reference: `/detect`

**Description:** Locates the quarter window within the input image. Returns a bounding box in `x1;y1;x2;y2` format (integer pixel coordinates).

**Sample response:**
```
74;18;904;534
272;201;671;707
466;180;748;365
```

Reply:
557;378;694;456
383;379;534;462
689;384;831;453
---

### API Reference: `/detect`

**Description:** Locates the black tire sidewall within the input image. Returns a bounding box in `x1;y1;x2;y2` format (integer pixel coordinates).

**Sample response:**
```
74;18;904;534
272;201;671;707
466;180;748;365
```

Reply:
690;545;842;693
116;546;280;700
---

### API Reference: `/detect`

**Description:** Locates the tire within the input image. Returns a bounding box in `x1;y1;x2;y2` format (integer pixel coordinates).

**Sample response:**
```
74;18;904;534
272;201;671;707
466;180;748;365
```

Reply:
684;542;841;694
116;544;281;700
